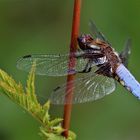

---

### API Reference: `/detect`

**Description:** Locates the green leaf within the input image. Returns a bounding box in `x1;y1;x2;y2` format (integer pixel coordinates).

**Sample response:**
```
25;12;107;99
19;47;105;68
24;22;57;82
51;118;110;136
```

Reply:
0;67;76;140
26;63;38;105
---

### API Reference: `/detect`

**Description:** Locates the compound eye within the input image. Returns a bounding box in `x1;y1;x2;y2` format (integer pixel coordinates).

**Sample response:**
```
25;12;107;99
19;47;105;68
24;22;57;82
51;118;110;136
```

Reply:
78;34;93;44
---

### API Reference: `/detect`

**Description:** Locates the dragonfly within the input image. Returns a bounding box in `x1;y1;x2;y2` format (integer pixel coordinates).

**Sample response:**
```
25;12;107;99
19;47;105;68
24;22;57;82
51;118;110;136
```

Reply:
17;21;140;104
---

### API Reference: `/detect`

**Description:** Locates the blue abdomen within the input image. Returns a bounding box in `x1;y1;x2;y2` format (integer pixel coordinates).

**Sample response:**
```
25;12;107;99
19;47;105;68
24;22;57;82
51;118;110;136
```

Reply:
116;64;140;99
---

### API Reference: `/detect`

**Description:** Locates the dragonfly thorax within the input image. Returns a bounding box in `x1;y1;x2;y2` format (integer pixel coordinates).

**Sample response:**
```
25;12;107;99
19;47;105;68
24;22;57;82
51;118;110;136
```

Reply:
78;34;121;77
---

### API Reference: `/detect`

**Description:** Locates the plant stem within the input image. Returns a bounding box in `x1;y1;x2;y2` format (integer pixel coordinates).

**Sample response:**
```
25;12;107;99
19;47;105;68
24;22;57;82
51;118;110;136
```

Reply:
62;0;81;138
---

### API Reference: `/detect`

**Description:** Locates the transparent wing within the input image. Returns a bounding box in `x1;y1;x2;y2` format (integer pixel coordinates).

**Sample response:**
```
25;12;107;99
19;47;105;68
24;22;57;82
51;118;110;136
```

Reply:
50;68;116;104
89;20;110;44
17;52;105;76
119;38;131;67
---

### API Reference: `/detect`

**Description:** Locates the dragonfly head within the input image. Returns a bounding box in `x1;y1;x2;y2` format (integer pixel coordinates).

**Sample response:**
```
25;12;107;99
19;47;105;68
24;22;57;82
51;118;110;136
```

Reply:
78;34;102;51
77;34;94;50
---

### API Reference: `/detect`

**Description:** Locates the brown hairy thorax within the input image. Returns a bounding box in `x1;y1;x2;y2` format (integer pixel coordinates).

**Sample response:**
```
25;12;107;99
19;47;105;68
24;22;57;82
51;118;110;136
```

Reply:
92;38;121;75
77;34;121;77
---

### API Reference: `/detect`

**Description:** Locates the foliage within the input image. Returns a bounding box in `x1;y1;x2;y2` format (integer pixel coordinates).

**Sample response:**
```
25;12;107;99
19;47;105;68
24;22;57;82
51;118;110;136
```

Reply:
0;66;76;140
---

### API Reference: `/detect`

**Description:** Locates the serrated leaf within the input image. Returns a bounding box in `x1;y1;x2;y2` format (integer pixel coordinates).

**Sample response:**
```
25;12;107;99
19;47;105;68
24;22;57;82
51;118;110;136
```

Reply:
67;131;76;140
48;118;63;127
0;67;76;140
51;125;65;135
26;63;38;104
43;100;51;110
40;127;66;140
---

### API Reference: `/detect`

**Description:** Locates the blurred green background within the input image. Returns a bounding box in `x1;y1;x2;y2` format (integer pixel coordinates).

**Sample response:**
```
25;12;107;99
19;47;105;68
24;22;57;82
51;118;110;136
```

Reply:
0;0;140;140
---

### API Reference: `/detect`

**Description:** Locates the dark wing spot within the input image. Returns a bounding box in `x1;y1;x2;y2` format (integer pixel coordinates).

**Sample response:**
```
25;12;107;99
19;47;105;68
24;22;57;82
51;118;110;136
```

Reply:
23;55;32;58
53;86;61;92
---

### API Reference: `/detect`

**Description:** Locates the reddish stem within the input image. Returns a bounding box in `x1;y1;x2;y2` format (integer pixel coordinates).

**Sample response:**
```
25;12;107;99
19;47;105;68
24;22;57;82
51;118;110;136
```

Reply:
62;0;81;138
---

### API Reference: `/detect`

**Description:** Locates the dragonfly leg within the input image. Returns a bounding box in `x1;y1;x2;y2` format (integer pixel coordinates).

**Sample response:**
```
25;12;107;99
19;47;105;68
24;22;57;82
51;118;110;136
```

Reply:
95;63;113;77
77;62;92;73
78;67;92;73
